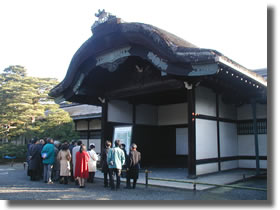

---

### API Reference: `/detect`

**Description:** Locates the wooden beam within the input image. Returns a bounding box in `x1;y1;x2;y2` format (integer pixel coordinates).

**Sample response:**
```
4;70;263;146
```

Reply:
105;79;184;99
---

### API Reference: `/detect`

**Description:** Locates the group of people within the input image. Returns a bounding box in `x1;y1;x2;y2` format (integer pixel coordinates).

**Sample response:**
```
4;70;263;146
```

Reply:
27;138;141;190
27;138;98;186
101;140;141;190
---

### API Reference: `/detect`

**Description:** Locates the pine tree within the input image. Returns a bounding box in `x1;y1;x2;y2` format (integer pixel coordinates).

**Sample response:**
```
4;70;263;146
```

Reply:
0;65;78;142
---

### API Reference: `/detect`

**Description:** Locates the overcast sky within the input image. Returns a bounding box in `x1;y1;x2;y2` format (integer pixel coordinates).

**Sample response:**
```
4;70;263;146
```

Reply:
0;0;268;82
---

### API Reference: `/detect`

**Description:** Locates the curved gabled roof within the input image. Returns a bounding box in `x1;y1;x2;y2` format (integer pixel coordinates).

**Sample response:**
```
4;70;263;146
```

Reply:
49;16;266;104
49;17;220;99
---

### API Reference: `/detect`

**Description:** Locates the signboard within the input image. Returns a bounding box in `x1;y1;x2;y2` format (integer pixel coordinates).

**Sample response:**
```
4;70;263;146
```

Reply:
113;126;132;155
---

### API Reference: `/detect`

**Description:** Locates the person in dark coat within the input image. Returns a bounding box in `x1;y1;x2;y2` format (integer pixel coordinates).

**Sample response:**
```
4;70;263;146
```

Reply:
28;139;42;181
121;143;129;178
100;140;111;188
126;143;141;189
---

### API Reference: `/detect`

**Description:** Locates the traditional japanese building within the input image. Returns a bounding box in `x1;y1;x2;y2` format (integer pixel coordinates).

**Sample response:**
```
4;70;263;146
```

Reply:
50;11;267;178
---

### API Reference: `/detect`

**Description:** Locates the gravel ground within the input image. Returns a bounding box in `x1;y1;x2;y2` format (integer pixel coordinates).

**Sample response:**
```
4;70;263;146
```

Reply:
0;164;267;201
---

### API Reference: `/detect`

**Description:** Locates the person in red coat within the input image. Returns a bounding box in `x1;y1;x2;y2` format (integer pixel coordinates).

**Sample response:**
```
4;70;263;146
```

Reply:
75;144;90;188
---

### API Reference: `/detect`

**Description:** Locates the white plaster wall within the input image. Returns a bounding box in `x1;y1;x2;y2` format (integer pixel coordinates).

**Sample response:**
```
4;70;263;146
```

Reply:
158;103;188;125
238;134;267;156
258;134;267;156
219;122;238;157
136;104;158;125
176;128;188;155
260;160;267;169
76;120;88;131
238;160;266;169
238;134;267;169
195;86;216;117
219;96;237;120
89;119;101;130
196;119;218;160
237;104;267;120
238;135;255;156
196;163;219;175
108;100;133;123
256;104;267;119
221;160;238;171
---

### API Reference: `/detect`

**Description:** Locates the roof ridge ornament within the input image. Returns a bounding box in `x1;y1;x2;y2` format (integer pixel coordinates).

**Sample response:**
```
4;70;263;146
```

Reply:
91;9;117;33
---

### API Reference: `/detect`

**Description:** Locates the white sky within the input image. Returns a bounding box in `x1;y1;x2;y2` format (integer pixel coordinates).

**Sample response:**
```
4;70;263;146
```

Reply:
0;0;269;82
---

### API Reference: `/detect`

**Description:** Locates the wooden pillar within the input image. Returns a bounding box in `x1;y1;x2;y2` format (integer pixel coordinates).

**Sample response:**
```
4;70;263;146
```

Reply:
251;99;260;175
187;87;196;178
216;94;221;171
101;100;108;152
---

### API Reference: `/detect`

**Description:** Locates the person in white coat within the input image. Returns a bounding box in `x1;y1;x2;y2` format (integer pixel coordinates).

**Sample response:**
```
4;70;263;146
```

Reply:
87;143;98;183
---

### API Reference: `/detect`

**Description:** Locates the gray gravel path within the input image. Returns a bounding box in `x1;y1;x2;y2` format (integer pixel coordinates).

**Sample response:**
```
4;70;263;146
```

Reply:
0;164;267;200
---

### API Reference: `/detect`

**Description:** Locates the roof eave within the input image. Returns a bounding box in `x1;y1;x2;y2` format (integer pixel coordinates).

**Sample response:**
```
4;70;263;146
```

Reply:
217;56;267;87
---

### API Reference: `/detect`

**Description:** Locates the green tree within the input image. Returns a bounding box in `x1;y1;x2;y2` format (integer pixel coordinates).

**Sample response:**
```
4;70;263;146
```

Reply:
0;65;78;142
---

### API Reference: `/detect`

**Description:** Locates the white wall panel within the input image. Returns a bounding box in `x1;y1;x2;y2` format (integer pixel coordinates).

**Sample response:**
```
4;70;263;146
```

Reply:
238;135;255;156
158;103;188;125
219;122;238;157
196;163;219;175
238;160;255;168
108;100;132;123
196;119;218;160
136;104;158;125
256;104;267;119
176;128;188;155
219;96;237;119
237;104;252;120
195;86;216;116
221;160;238;171
238;160;267;169
258;134;267;156
237;104;267;120
260;160;267;169
238;134;267;156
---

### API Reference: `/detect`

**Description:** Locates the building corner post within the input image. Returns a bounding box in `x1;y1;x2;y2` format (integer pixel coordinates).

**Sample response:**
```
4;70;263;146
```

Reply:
187;86;197;179
251;98;260;176
101;100;108;153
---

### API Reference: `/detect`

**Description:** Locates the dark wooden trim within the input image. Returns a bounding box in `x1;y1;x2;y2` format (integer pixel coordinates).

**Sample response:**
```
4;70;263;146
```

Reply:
187;87;196;178
216;94;221;171
195;114;236;123
237;118;267;123
196;155;267;165
158;124;188;128
239;155;267;160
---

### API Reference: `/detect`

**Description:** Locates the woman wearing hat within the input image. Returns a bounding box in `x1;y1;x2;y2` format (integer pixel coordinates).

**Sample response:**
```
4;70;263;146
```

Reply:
87;143;98;183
